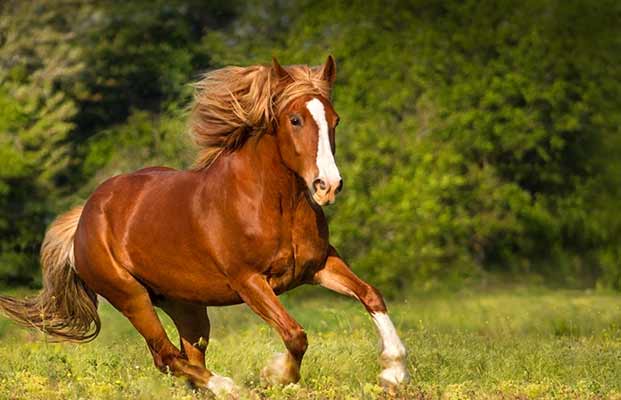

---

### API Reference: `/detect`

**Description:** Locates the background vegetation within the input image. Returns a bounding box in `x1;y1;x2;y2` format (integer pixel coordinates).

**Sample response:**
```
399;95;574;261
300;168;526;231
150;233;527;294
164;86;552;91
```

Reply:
1;0;620;295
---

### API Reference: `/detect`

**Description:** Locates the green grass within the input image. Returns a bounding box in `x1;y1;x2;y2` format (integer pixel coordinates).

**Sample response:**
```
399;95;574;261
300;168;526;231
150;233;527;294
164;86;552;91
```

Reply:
1;286;621;399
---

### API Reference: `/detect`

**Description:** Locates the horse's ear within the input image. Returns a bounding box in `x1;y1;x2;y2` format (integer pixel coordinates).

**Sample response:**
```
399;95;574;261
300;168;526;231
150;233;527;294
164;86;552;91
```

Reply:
272;57;292;82
319;55;337;86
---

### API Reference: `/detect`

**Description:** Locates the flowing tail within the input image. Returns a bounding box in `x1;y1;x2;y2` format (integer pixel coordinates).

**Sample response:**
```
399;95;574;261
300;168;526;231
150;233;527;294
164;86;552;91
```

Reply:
0;206;100;342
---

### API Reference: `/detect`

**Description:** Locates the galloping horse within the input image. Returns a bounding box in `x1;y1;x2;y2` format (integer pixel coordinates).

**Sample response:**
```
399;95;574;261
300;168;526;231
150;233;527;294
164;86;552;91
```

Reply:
0;56;408;396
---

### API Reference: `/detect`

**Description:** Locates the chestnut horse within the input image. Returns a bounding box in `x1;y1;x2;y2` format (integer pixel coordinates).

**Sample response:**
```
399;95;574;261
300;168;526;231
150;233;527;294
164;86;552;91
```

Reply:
0;56;408;396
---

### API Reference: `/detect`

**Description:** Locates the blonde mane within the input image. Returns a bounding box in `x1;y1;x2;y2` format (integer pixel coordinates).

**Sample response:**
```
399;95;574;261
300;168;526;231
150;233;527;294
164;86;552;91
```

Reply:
189;63;332;169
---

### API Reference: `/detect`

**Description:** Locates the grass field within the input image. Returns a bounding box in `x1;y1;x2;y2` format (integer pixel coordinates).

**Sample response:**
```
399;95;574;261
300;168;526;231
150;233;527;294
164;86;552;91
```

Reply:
1;286;621;399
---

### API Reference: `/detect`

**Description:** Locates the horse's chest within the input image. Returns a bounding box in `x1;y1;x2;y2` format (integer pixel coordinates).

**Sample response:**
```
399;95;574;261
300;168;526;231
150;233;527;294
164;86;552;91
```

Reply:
266;201;329;292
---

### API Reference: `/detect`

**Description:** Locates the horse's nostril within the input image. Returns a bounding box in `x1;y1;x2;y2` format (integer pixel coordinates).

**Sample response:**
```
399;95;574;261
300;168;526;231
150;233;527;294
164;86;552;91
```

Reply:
336;179;343;193
313;178;327;192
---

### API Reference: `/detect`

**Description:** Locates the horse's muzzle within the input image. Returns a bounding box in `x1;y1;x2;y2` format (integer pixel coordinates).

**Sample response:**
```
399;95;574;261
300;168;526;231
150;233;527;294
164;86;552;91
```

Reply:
312;177;343;206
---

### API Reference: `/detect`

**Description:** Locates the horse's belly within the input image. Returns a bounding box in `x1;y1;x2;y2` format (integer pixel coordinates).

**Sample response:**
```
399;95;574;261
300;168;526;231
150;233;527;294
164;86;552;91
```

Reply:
122;250;244;306
138;266;244;306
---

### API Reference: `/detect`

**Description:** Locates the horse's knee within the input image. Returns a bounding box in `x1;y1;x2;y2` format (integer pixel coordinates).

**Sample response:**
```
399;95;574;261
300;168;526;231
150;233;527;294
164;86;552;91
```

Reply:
284;326;308;360
362;285;387;314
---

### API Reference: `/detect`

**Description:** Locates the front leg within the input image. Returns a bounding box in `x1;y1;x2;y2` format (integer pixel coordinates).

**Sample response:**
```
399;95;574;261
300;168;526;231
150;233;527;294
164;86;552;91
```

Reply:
312;246;409;389
232;273;307;385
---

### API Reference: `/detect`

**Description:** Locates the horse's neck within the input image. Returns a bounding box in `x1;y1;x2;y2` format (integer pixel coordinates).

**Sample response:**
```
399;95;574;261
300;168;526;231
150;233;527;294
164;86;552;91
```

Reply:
210;133;304;207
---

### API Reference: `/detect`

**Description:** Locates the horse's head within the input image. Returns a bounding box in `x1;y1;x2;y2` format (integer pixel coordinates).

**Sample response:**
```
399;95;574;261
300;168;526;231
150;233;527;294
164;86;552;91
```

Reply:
272;56;342;206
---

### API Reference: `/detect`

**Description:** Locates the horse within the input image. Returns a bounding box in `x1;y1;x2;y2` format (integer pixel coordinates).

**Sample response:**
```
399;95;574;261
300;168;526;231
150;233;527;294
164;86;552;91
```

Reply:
0;56;409;397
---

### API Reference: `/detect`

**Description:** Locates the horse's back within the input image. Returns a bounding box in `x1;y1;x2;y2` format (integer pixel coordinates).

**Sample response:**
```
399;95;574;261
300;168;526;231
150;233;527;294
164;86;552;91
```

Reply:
133;165;177;174
81;166;187;225
86;166;181;203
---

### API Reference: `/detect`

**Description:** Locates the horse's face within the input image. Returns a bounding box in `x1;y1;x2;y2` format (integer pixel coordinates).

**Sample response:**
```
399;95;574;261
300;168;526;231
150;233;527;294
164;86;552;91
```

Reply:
273;57;342;206
277;95;342;206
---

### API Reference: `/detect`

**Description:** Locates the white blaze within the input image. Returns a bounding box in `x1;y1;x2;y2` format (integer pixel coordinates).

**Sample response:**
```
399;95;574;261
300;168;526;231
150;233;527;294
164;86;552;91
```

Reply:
305;98;341;185
372;312;409;385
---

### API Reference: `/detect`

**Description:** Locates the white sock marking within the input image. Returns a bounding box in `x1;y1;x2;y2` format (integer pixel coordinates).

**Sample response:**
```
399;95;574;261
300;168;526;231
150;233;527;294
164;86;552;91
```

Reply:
306;98;341;184
372;313;406;359
372;312;409;385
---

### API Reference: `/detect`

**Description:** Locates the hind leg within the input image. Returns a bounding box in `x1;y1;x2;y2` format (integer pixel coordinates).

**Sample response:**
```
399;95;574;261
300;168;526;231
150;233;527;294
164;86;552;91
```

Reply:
158;300;210;368
159;300;236;394
84;265;236;397
106;285;211;384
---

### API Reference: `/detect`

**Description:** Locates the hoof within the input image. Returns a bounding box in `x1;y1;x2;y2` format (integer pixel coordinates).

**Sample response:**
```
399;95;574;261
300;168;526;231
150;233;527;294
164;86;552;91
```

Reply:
379;364;409;390
260;352;300;385
207;374;239;399
379;351;409;390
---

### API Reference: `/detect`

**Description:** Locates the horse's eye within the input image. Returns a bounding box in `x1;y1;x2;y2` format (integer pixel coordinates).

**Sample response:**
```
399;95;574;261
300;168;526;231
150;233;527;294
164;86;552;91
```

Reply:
290;115;301;126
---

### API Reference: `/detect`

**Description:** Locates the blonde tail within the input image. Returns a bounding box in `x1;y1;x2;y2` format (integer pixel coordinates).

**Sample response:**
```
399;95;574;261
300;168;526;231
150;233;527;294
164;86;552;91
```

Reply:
0;206;100;342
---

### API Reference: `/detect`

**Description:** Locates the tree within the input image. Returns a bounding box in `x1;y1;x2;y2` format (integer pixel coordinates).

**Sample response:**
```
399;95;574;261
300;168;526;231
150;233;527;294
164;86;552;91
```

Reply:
0;0;86;284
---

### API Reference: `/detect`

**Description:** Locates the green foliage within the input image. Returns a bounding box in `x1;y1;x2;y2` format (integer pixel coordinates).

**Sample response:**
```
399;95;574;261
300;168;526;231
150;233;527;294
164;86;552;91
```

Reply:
72;0;235;133
1;0;620;291
0;1;86;284
78;108;192;198
0;0;235;284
